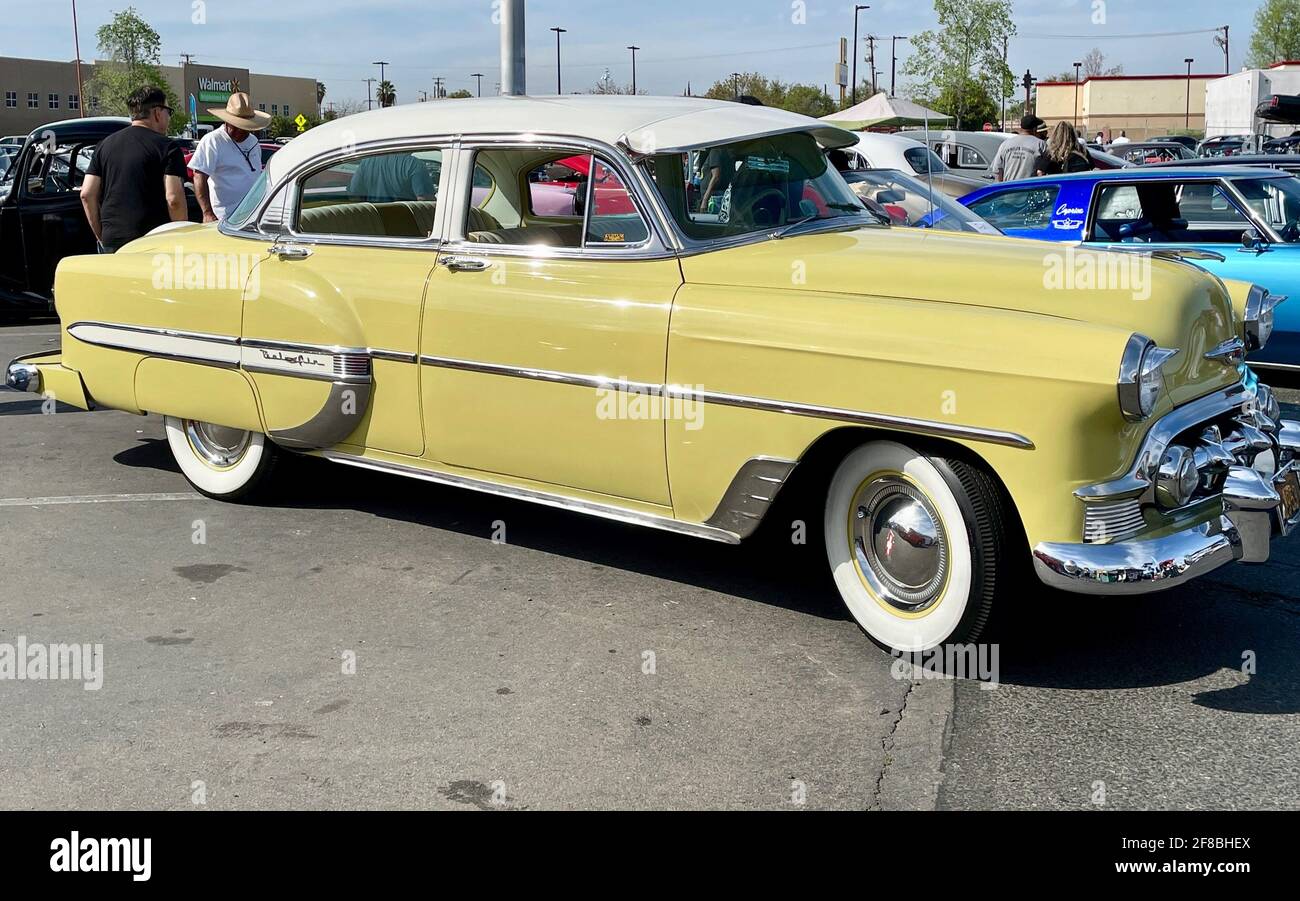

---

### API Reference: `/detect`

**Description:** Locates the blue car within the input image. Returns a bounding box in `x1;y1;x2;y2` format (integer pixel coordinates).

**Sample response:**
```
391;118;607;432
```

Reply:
958;167;1300;382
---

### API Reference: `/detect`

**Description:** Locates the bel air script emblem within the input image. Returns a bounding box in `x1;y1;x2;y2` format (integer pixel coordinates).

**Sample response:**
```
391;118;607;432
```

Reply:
259;348;327;370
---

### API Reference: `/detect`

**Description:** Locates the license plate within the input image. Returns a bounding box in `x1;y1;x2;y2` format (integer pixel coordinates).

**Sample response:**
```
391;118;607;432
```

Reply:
1278;465;1300;532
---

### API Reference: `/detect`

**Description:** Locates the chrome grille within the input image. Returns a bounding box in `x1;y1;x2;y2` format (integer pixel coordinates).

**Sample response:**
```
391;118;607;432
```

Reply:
1083;499;1145;543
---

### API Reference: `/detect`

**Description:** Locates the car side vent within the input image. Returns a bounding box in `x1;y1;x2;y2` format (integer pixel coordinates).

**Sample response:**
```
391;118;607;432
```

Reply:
333;354;372;380
1083;499;1145;543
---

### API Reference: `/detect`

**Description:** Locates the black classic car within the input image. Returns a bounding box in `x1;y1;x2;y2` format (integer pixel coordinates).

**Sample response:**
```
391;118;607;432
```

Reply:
0;117;200;314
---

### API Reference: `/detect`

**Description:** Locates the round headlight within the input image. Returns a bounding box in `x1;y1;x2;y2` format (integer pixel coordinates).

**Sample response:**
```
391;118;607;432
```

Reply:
1118;334;1180;422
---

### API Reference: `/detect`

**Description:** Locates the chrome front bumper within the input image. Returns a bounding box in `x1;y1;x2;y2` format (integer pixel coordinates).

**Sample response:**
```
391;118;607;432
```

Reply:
4;359;41;394
1035;456;1300;595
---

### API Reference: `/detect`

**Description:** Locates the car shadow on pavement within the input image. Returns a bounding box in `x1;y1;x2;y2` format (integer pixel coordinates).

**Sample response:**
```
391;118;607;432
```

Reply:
112;437;182;473
0;397;88;416
995;583;1300;714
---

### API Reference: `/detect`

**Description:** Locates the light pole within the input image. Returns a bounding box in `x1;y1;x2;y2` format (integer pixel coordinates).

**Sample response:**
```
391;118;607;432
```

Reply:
470;73;484;97
550;27;566;94
731;72;741;99
628;45;640;95
852;5;869;105
1022;70;1036;117
373;61;390;107
71;0;85;118
362;77;376;111
1184;57;1195;129
890;35;906;98
1073;61;1082;127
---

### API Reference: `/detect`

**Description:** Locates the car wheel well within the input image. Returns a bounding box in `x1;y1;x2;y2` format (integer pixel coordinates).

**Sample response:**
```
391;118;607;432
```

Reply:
762;427;1028;555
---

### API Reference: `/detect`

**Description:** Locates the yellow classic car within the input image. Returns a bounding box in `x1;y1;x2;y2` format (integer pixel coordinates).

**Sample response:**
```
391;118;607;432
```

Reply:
7;96;1300;653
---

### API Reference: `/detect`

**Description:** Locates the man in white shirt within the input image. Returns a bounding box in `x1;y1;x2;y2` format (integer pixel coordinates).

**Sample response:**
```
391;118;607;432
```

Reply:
191;92;272;222
1111;131;1131;145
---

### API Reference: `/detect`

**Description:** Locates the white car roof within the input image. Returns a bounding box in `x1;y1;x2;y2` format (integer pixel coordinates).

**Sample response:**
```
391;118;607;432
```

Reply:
267;94;856;184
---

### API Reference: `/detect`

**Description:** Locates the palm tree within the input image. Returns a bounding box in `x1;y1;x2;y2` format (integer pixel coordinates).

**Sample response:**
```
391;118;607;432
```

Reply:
316;81;326;117
377;80;396;108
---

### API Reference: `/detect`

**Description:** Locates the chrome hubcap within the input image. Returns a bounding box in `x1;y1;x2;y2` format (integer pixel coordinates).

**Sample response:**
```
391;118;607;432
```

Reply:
185;421;251;469
852;476;948;612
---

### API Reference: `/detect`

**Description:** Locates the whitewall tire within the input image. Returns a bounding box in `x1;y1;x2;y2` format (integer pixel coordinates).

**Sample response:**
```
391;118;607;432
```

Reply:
164;416;278;501
824;440;1007;653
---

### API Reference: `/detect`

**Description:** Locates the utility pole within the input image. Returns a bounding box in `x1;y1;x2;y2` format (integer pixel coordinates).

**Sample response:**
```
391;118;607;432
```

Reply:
1022;69;1036;116
433;77;445;99
362;77;376;111
550;27;566;94
373;61;390;85
866;35;877;96
179;53;196;66
470;73;484;97
731;72;741;98
418;90;429;102
851;5;869;105
628;46;640;95
890;35;906;97
1185;57;1194;129
1215;25;1230;75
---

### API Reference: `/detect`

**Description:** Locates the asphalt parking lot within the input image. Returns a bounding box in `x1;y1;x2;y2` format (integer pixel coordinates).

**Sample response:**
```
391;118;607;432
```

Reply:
2;317;1299;810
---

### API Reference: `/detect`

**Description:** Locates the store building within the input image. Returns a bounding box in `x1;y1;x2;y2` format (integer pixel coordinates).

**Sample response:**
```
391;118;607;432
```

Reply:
0;56;318;136
1035;72;1220;140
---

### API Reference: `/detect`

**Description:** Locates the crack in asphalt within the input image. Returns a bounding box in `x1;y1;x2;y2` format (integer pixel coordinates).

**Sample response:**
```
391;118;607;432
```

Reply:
870;677;915;811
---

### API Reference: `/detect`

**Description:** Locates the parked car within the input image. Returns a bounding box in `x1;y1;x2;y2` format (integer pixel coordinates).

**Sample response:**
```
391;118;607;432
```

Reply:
8;96;1299;653
0;117;202;312
1148;135;1199;150
1147;153;1300;177
1106;141;1197;165
896;128;1011;180
958;166;1300;381
1265;134;1300;154
838;132;985;197
839;167;1000;234
1198;135;1251;157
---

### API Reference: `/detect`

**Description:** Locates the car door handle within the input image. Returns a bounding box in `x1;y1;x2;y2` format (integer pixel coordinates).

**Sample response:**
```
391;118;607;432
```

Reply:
271;245;312;260
441;256;489;272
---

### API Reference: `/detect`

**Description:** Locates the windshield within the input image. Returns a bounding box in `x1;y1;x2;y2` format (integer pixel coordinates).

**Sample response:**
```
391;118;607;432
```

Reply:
645;131;878;241
841;168;999;235
1233;176;1300;241
902;145;949;176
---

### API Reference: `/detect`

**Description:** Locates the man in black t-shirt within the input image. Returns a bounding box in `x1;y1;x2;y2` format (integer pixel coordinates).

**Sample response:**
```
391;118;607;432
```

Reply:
81;86;188;252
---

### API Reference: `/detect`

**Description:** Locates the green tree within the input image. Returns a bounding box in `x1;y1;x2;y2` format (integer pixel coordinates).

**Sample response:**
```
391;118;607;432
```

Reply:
1247;0;1300;67
903;0;1015;131
87;6;183;134
316;81;326;116
700;72;832;115
914;81;999;131
446;89;473;99
377;80;396;107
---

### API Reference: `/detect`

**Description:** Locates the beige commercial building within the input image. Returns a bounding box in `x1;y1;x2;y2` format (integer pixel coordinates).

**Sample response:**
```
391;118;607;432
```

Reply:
0;56;318;136
1036;73;1221;141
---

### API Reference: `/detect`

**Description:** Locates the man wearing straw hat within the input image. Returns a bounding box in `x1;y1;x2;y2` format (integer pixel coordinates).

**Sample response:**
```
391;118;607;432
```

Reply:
190;91;272;222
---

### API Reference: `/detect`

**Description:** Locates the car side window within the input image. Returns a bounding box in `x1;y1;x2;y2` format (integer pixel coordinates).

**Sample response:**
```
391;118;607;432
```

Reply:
26;141;91;197
965;186;1060;231
295;149;441;239
1174;183;1249;228
462;148;649;250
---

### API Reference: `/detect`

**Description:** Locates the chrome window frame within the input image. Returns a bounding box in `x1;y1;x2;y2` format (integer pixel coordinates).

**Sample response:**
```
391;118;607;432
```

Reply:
219;134;461;251
1081;175;1288;245
442;135;669;260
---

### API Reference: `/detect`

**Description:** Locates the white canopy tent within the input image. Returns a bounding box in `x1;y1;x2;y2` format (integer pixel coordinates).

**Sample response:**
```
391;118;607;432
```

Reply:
820;94;953;131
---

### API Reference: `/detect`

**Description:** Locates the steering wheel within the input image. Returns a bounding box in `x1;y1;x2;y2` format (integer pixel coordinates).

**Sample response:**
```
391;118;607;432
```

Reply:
732;186;787;229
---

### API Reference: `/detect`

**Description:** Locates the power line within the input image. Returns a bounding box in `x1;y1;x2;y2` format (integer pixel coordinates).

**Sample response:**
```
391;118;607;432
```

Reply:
1018;27;1221;40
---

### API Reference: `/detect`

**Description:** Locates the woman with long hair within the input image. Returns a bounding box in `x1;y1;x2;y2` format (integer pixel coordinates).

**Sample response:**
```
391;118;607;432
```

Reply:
1034;121;1092;176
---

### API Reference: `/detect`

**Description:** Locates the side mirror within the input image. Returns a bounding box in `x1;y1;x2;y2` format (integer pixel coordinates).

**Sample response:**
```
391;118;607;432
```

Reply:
1241;228;1270;252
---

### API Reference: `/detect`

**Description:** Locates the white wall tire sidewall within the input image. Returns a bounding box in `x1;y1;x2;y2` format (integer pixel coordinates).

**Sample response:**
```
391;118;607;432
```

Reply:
164;416;267;497
825;441;973;653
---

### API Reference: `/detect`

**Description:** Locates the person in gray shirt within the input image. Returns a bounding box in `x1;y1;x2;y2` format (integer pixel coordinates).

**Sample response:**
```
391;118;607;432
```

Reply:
992;115;1048;182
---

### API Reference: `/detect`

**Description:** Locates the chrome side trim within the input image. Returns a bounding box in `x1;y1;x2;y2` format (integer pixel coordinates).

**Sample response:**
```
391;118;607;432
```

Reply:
1204;336;1248;366
1033;515;1242;595
704;457;798;539
269;382;373;450
66;320;393;385
316;451;742;545
416;355;1035;450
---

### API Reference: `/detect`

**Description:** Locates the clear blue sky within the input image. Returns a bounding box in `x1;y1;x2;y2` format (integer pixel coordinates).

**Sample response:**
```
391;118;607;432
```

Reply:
9;0;1266;107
